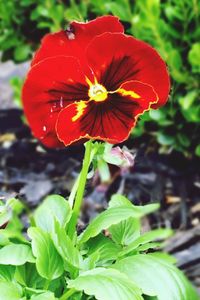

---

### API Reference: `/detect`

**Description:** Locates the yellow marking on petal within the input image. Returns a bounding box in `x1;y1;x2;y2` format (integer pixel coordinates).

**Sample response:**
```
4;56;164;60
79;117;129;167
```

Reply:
72;101;87;122
86;77;108;102
85;76;93;88
118;88;141;99
88;83;108;102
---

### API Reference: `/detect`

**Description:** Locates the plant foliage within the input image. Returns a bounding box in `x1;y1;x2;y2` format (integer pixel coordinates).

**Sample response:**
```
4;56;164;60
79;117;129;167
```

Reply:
0;194;198;299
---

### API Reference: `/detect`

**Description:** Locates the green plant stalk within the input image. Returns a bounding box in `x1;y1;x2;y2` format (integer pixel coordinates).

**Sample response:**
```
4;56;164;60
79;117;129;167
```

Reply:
60;288;77;300
68;140;93;239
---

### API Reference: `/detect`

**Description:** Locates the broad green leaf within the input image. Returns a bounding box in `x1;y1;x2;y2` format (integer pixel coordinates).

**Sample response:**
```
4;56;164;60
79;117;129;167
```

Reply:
86;234;121;264
114;254;199;300
51;219;81;273
79;204;158;244
15;263;45;288
0;244;35;265
136;242;161;251
0;229;28;245
34;195;72;233
0;265;15;281
31;291;57;300
0;233;9;246
119;228;173;256
0;281;22;300
28;227;64;280
81;251;100;271
109;195;154;247
108;194;133;208
68;268;143;300
79;195;159;244
109;217;140;246
149;252;177;264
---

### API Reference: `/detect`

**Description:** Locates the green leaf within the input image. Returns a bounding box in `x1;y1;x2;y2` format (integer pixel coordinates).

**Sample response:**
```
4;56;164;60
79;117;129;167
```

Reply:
114;254;199;300
109;217;140;246
177;133;190;147
104;3;130;22
119;228;173;256
188;43;200;72
195;144;200;156
15;263;45;288
108;194;141;245
157;133;175;146
34;195;72;233
14;44;31;61
109;194;133;208
28;227;64;280
136;242;161;251
0;281;22;300
81;251;100;271
31;291;57;300
97;159;110;182
0;228;28;245
86;234;121;264
0;265;15;281
51;219;81;273
149;110;166;121
179;91;197;110
0;244;35;265
149;252;177;264
68;268;143;300
79;201;159;244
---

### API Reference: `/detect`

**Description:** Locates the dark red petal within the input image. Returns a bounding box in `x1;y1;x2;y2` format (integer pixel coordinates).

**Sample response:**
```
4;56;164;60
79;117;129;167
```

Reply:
56;81;158;146
22;56;89;148
31;16;124;67
86;33;170;108
118;80;158;113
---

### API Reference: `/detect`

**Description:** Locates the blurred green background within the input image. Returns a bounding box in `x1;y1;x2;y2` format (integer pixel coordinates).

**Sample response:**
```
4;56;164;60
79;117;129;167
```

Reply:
0;0;199;157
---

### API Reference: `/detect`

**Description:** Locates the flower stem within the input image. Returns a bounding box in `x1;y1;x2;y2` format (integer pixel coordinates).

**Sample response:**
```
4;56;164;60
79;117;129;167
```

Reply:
68;140;93;239
60;288;77;300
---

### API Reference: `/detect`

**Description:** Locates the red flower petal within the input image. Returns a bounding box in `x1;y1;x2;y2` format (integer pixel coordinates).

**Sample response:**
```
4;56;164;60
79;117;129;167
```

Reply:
22;56;90;148
31;16;124;67
56;81;158;146
86;33;170;108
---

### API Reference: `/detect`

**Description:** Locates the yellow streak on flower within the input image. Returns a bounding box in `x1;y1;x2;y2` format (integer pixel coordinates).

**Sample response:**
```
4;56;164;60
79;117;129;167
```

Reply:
85;76;108;102
118;88;141;99
85;76;94;87
72;101;87;122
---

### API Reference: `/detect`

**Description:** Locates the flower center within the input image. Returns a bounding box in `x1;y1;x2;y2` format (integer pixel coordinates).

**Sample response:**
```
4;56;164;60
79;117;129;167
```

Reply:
88;83;108;102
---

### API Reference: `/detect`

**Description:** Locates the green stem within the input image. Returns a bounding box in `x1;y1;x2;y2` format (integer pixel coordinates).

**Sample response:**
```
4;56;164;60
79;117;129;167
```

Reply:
60;288;77;300
68;140;93;239
43;279;50;290
68;173;81;208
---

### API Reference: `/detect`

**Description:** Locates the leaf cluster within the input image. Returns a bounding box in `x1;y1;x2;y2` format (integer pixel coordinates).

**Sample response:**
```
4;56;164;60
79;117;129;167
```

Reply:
0;194;198;299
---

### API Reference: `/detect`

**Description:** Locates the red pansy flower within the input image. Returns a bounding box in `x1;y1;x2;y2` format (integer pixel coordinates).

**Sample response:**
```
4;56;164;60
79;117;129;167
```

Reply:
22;16;170;148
